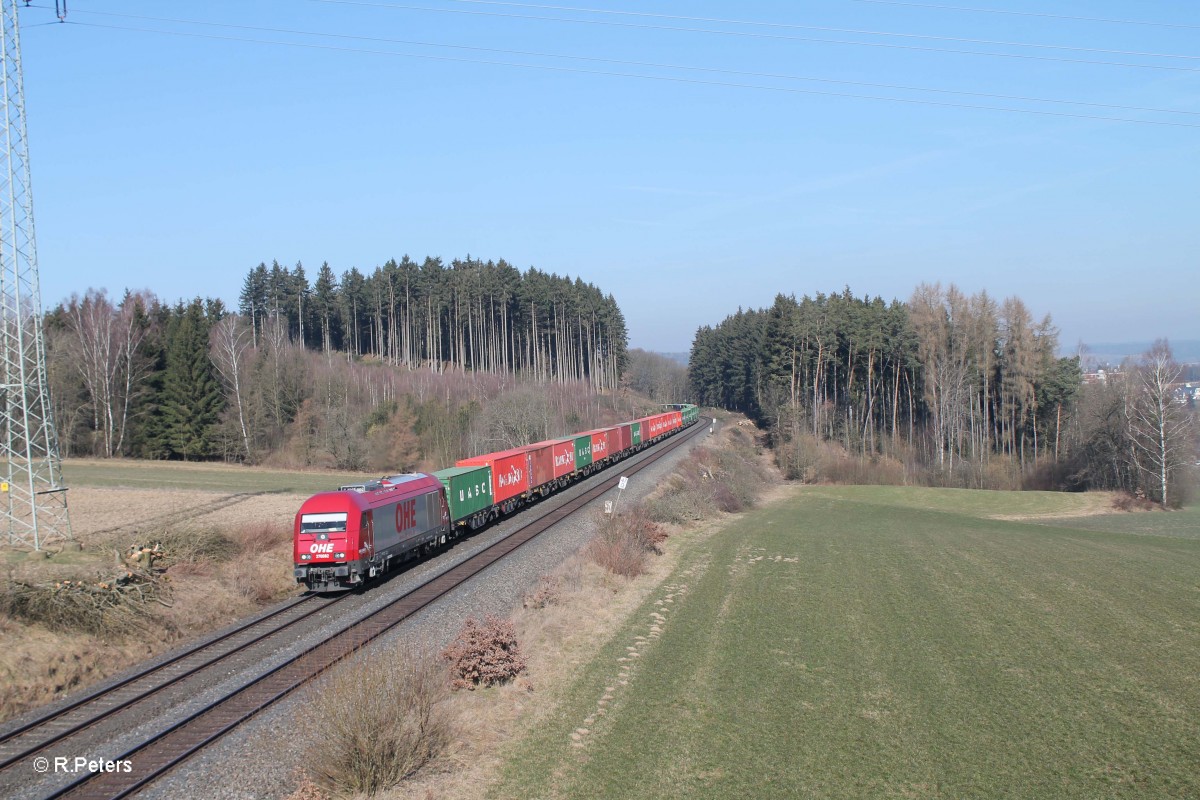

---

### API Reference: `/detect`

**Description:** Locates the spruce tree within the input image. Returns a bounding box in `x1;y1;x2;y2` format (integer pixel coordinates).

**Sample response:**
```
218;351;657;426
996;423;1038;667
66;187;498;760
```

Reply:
158;299;224;460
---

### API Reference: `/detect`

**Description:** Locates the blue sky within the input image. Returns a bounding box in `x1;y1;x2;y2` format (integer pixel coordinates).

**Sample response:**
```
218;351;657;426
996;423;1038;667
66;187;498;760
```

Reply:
18;0;1200;353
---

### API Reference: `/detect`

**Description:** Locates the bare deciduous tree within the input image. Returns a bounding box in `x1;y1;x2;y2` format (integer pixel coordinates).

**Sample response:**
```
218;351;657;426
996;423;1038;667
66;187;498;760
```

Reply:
210;314;255;461
1127;340;1190;508
64;289;151;457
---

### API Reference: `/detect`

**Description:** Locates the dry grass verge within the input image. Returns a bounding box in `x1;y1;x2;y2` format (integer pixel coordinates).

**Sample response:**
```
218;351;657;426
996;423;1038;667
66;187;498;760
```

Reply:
297;648;453;797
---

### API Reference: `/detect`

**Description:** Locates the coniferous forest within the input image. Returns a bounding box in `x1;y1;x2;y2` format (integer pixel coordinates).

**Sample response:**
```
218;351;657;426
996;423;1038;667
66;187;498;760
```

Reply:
689;284;1195;506
237;257;626;384
44;256;629;470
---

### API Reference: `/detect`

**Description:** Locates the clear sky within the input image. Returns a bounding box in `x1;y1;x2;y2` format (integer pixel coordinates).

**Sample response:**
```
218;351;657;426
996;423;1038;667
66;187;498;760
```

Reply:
17;0;1200;353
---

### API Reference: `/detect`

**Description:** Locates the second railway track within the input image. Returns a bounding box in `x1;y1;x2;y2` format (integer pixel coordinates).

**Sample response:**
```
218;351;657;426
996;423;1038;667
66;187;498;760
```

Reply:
0;591;351;773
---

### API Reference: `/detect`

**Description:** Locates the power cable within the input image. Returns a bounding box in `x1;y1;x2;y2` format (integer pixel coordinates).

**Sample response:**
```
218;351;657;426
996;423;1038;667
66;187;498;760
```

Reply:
415;0;1200;62
305;0;1200;72
45;7;1200;118
60;20;1200;129
842;0;1200;31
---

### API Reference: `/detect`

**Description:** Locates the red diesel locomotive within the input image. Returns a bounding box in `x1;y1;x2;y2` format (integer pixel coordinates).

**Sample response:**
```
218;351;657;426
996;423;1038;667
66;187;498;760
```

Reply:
294;473;450;592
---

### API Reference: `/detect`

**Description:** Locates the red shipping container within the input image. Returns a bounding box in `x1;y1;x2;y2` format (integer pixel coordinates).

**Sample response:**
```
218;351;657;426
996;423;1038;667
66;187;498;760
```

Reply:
578;428;614;461
667;411;682;431
520;441;557;491
642;414;669;439
457;447;530;504
613;423;632;455
529;439;576;480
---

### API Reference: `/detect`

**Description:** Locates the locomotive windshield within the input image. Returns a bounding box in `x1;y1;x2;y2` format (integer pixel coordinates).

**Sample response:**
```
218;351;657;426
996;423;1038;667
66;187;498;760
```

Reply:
300;512;348;533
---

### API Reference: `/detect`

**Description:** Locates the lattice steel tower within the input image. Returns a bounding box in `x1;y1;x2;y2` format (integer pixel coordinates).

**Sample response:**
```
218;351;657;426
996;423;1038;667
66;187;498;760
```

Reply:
0;0;71;549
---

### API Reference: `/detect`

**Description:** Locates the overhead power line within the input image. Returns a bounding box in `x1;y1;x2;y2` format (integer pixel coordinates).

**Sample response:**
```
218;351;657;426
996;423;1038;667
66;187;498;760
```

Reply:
51;8;1200;119
61;19;1200;130
303;0;1200;73
843;0;1200;31
418;0;1200;62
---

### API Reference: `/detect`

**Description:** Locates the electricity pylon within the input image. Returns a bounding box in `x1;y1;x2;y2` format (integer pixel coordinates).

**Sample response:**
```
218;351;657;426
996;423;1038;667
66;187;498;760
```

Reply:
0;0;71;549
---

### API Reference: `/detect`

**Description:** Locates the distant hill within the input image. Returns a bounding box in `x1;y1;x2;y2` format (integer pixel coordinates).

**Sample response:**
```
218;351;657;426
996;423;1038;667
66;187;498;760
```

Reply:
1075;340;1200;365
656;352;690;366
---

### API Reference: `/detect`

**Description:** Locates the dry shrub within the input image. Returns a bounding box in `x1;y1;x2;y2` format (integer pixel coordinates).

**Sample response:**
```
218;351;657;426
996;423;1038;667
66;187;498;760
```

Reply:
442;615;526;690
586;508;668;577
1112;491;1158;512
522;575;561;610
302;648;452;796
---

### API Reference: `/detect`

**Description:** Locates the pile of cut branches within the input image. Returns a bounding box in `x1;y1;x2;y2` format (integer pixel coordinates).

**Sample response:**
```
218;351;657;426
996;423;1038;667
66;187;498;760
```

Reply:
1;562;169;637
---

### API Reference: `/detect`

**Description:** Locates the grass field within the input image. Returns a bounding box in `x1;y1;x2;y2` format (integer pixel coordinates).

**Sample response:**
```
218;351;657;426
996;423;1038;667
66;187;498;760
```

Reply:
495;487;1200;799
62;458;376;494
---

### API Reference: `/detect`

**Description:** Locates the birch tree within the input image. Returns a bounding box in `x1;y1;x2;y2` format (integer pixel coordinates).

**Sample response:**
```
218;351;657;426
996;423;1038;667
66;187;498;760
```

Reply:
210;314;255;461
1128;340;1191;507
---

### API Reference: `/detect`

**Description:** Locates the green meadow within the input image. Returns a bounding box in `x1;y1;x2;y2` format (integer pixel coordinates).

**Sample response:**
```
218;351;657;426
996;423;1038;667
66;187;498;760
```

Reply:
62;458;374;494
497;487;1200;799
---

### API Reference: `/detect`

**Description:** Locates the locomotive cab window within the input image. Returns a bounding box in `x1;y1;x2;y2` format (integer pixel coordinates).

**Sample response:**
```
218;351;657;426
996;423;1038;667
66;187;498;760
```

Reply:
300;512;348;534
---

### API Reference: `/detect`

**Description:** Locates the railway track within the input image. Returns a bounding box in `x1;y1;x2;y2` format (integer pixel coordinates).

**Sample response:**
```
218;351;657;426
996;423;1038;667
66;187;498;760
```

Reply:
15;418;708;800
0;591;349;774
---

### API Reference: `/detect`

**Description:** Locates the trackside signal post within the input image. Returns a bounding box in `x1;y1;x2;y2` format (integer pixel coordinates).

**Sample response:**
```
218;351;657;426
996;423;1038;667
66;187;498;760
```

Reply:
0;0;72;549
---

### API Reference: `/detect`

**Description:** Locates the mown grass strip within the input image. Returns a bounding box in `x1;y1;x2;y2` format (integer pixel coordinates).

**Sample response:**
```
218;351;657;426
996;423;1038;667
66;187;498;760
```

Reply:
495;488;1200;799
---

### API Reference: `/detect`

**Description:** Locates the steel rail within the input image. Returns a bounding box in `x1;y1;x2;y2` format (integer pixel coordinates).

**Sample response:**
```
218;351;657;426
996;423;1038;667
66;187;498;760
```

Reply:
0;592;350;772
49;418;708;800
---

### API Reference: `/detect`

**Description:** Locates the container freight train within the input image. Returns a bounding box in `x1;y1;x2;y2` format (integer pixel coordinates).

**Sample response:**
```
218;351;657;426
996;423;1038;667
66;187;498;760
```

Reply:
294;405;699;592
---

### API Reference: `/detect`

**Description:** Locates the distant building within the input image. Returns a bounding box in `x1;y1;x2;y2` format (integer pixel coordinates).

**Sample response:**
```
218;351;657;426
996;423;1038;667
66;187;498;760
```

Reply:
1082;369;1123;385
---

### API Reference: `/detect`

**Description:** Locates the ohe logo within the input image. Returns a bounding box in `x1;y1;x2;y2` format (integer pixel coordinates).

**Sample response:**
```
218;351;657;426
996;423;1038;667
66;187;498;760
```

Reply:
396;499;418;531
309;542;334;554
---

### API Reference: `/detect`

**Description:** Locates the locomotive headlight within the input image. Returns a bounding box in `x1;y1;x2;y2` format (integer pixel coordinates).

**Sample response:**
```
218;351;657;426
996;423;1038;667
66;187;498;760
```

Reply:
300;554;311;560
317;533;328;541
334;552;345;559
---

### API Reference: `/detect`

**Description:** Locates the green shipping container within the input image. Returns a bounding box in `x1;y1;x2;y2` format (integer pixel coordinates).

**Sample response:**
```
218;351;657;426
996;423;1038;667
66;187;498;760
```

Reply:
631;421;642;446
572;433;594;470
434;465;493;524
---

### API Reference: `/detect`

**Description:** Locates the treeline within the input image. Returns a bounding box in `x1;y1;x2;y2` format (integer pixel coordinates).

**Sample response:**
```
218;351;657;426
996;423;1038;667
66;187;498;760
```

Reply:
238;257;626;390
689;284;1195;505
44;255;640;468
